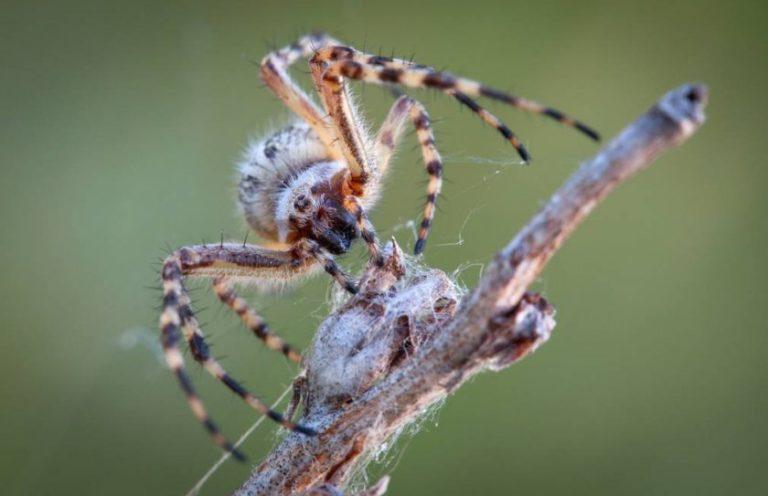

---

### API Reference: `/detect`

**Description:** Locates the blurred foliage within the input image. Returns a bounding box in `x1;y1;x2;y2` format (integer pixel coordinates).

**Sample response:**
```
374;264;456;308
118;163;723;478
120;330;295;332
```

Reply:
1;0;767;494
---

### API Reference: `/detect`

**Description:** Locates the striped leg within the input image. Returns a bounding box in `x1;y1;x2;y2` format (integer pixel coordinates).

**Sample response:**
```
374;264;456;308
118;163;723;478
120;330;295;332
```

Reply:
374;95;414;177
374;96;443;255
343;48;600;141
297;239;360;294
319;254;359;294
312;46;600;162
159;244;322;458
212;277;302;363
449;90;530;162
177;283;315;436
160;263;244;460
260;33;345;157
308;53;374;189
346;196;383;266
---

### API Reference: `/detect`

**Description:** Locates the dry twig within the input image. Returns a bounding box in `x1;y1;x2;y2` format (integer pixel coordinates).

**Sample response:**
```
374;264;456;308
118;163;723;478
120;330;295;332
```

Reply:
235;83;708;495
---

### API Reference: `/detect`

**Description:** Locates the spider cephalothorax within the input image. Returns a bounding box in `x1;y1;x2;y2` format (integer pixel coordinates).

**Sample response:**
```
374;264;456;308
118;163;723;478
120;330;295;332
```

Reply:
159;32;599;459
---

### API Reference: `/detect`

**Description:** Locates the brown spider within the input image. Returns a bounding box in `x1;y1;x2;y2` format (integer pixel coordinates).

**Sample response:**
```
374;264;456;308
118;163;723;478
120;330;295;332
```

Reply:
159;33;599;460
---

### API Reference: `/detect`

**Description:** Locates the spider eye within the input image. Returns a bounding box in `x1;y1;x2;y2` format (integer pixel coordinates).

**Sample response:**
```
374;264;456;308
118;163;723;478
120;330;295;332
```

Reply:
294;194;310;212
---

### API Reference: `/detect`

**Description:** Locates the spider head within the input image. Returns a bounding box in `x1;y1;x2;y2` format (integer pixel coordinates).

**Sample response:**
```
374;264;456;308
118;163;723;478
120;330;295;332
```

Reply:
285;168;359;255
309;196;358;255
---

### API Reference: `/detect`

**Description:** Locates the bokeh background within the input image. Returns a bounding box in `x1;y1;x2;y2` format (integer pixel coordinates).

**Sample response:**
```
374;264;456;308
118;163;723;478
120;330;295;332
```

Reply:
2;1;767;494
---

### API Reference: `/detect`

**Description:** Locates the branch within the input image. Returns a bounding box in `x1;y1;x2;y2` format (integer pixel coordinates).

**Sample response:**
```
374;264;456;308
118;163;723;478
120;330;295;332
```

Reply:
235;83;708;495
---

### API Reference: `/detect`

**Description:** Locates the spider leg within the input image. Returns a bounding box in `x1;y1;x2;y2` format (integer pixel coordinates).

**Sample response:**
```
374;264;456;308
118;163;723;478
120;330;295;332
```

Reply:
346;196;383;265
313;46;600;162
297;239;359;294
349;48;600;141
177;283;315;436
449;90;530;162
374;95;414;176
160;268;245;460
160;244;324;457
308;53;374;189
374;95;443;255
259;33;345;156
212;277;302;363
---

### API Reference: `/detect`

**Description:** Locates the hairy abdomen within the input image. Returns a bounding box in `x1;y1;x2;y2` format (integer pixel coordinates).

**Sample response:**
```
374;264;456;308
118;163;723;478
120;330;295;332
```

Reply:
238;121;332;240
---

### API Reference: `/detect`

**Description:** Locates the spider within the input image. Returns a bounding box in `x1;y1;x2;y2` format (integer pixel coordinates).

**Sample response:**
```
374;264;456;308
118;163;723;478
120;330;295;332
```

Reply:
159;33;599;460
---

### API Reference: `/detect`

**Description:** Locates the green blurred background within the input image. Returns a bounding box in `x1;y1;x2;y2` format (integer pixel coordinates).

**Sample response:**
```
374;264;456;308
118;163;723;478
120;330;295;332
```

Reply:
2;0;766;494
